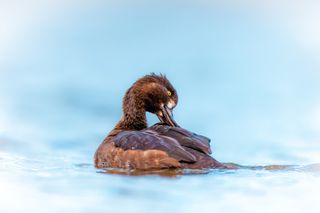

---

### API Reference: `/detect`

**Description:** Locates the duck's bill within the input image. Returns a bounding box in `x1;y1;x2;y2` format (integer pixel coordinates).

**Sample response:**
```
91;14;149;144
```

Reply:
157;105;180;127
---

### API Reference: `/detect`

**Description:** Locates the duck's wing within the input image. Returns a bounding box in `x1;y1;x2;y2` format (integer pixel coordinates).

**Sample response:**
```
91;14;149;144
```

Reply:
112;130;196;163
149;123;212;155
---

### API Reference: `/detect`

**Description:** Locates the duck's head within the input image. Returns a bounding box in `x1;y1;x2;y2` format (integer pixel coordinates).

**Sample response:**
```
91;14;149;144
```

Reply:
123;73;179;127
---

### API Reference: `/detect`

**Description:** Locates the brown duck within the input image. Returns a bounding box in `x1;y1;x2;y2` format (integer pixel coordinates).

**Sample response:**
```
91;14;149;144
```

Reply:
94;74;231;170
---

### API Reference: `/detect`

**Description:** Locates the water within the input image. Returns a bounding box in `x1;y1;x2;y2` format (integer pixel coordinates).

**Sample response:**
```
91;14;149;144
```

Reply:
1;1;320;213
1;151;320;213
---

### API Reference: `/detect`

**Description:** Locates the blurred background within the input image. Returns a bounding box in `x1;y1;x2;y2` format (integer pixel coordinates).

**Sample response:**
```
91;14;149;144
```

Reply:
0;1;320;213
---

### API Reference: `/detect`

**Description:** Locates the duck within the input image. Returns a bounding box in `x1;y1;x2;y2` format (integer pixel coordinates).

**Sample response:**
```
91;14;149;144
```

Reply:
94;73;232;170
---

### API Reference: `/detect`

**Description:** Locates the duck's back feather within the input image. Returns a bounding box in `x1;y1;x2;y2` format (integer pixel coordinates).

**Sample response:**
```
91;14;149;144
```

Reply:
113;130;196;162
94;123;227;169
149;123;212;155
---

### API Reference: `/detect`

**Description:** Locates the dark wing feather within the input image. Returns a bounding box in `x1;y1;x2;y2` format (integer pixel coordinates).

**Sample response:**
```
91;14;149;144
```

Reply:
149;123;212;155
113;130;196;163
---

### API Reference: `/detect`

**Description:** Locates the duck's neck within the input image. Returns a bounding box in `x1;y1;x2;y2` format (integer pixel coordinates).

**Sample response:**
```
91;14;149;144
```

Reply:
115;112;147;130
114;91;147;130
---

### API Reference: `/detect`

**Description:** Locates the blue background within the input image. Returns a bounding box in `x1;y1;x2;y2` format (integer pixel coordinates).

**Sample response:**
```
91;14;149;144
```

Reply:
0;1;319;213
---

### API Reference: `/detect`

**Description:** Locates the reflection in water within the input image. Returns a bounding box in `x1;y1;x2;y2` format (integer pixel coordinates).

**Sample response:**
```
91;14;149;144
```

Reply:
99;168;186;177
96;163;320;177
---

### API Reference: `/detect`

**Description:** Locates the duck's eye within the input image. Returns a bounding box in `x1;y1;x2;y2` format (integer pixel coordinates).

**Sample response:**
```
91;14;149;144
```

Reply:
167;90;172;97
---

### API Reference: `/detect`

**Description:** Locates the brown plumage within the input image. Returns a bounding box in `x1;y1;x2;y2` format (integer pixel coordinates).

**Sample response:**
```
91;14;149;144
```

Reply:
94;74;232;170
